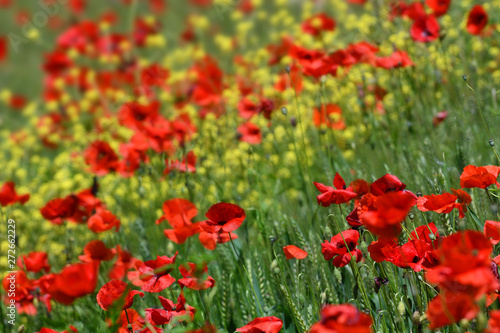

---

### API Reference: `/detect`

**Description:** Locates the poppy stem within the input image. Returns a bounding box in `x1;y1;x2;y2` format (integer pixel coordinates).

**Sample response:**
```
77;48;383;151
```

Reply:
124;309;132;332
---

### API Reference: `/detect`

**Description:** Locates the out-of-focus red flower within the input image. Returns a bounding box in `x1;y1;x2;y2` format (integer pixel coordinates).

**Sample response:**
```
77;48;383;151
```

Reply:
467;5;488;35
48;262;99;305
309;304;373;333
373;50;414;69
322;230;362;267
96;280;144;311
346;0;368;4
0;181;30;206
17;252;50;273
237;316;283;333
290;45;338;78
360;191;416;238
283;245;308;260
145;292;195;326
426;290;479;329
36;327;78;333
460;165;500;189
487;310;500;333
78;240;115;263
433;111;448;126
165;151;196;174
314;173;358;207
178;262;215;290
43;51;73;75
84;141;120;176
0;36;6;62
410;15;440;43
267;37;293;66
88;209;121;233
302;13;336;36
370;174;409;196
200;202;246;234
312;104;346;130
109;245;142;280
426;0;451;17
137;253;178;293
237;122;262;144
485;221;500;245
40;195;79;225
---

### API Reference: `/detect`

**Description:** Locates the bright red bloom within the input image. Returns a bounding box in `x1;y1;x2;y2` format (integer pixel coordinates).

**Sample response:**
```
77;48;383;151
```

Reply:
410;15;440;43
88;209;120;233
373;50;414;69
302;13;336;36
198;231;238;250
0;181;30;206
322;230;362;267
137;252;178;293
238;122;262;144
0;36;6;62
467;5;488;35
200;202;246;233
309;304;373;333
17;252;50;273
417;192;466;218
48;262;99;305
145;292;196;326
485;221;500;245
487;310;500;333
312;104;346;130
109;245;142;280
426;0;451;17
289;45;338;78
283;245;308;260
40;195;79;225
178;262;216;290
157;198;198;226
426;290;479;329
314;173;358;207
425;231;499;301
460;165;500;189
360;191;416;238
78;240;115;263
369;174;408;196
96;280;144;311
83;141;120;175
237;316;283;333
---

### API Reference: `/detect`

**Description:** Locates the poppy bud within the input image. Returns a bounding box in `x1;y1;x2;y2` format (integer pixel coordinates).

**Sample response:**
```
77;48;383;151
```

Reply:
290;117;297;127
416;191;422;197
270;259;279;275
269;235;277;244
320;75;327;84
324;226;332;239
489;139;495;147
18;325;25;333
428;233;436;241
397;300;405;316
459;318;469;329
462;74;468;81
411;311;420;326
281;107;287;116
167;241;175;253
285;65;291;73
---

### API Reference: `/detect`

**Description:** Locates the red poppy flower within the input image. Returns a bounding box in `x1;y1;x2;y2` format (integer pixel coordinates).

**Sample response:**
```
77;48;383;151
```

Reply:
346;193;378;227
467;5;488;35
88;209;121;233
360;191;416;238
36;327;78;333
145;292;196;326
200;202;246;233
309;304;372;333
237;122;262;144
283;245;308;260
157;198;198;226
178;262;216;290
432;111;448;126
417;192;465;218
274;65;303;94
426;290;479;329
0;36;6;62
460;165;500;189
487;310;500;333
369;174;409;196
48;262;99;305
425;231;499;300
426;0;451;17
0;181;30;206
349;179;371;200
118;101;160;131
266;36;293;66
190;56;224;108
314;173;358;207
289;45;338;78
165;151;196;174
17;252;50;273
237;316;283;333
373;50;414;69
40;195;79;225
322;230;362;267
198;231;238;250
302;13;336;36
485;221;500;245
410;15;440;43
109;245;142;280
42;51;73;75
97;280;144;311
84;141;120;176
78;240;115;263
137;252;178;293
312;104;346;130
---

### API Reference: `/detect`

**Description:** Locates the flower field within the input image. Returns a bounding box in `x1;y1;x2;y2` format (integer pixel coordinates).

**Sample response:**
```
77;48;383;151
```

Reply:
1;0;500;332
